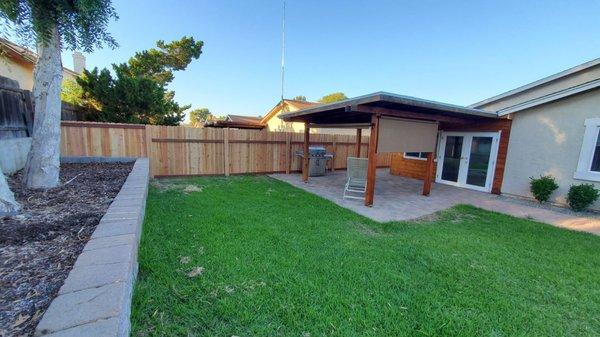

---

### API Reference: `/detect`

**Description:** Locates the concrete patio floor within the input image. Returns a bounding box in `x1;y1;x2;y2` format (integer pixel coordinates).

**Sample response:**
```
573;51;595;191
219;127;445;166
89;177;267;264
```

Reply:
270;169;600;235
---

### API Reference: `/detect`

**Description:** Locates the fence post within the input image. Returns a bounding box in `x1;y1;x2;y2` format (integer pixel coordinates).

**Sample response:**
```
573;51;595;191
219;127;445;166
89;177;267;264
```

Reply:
285;132;291;174
144;125;154;178
224;127;230;176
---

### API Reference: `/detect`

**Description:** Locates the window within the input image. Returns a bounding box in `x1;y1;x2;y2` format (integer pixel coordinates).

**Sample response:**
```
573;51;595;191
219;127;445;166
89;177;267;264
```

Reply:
591;132;600;172
404;152;428;160
574;118;600;181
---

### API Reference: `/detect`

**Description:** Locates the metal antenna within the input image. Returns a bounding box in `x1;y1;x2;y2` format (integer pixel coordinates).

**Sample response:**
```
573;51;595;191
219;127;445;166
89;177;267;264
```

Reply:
281;0;286;104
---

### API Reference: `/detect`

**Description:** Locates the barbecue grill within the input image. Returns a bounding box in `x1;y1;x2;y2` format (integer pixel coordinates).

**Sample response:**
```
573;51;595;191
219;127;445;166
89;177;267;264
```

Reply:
295;146;334;176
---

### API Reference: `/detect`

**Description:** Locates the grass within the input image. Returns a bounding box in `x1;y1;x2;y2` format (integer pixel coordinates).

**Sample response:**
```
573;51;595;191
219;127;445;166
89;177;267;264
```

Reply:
131;176;600;336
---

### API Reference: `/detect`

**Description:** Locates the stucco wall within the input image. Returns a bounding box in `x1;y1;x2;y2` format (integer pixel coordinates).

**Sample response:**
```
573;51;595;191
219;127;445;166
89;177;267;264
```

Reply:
1;56;78;90
502;88;600;210
0;57;34;90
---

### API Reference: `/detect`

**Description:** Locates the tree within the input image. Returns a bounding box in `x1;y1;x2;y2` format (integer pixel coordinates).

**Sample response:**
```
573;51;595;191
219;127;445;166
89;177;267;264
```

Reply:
318;92;347;104
0;1;117;190
0;172;19;215
292;95;307;101
189;108;212;126
76;37;203;126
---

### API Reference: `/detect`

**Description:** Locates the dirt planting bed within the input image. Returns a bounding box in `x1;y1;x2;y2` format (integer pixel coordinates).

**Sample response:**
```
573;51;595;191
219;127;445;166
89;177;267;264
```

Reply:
0;162;133;337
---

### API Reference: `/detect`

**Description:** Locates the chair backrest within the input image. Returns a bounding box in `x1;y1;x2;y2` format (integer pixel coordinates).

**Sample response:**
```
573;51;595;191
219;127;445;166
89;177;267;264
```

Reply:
347;157;368;181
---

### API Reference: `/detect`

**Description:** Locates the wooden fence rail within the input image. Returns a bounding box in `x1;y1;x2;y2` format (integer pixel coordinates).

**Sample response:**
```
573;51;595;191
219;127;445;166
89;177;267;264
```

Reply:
60;121;391;178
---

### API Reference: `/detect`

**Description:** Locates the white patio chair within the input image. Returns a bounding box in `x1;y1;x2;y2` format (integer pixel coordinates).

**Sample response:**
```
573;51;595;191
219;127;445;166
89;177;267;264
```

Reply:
343;157;369;200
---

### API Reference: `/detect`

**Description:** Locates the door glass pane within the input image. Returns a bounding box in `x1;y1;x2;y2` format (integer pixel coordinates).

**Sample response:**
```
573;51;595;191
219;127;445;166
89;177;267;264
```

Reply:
466;137;493;187
441;136;463;182
591;131;600;172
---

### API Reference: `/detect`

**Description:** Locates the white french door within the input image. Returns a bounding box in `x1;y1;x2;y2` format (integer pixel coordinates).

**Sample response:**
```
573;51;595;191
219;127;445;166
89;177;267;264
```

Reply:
435;131;500;192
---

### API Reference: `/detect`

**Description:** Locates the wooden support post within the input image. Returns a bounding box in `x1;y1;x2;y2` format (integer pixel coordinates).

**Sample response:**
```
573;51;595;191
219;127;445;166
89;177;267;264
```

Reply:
285;132;291;174
422;152;435;196
302;125;310;182
224;128;230;176
355;128;362;158
365;115;380;206
331;135;337;172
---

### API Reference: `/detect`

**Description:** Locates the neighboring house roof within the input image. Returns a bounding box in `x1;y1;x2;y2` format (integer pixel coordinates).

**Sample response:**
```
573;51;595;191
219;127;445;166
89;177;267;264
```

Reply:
0;38;79;77
470;57;600;115
260;99;320;124
205;114;265;129
204;99;320;129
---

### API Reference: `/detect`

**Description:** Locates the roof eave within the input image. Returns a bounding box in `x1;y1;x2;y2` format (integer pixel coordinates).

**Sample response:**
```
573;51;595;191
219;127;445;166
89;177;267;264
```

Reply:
280;91;496;122
470;57;600;109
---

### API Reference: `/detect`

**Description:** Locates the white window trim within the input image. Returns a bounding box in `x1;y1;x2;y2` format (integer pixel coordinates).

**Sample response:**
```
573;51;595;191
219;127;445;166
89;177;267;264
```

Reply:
403;152;427;161
574;118;600;182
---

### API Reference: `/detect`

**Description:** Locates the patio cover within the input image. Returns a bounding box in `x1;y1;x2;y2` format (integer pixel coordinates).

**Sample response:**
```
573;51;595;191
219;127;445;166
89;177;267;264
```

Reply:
279;91;499;206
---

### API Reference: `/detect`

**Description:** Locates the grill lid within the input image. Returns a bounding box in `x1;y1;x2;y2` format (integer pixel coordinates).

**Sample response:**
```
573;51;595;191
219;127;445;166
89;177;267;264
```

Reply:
309;146;327;155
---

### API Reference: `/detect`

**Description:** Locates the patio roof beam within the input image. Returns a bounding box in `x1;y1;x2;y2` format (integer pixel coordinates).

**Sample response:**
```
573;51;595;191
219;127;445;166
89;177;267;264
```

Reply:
306;123;371;129
349;105;474;125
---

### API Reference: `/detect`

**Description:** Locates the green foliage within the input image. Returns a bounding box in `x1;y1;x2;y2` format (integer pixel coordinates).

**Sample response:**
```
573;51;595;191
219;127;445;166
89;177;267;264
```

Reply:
127;37;203;85
61;78;85;106
529;175;559;203
132;176;600;336
318;92;347;103
292;95;306;101
77;66;184;125
75;37;203;125
188;108;212;126
567;183;599;211
0;0;118;51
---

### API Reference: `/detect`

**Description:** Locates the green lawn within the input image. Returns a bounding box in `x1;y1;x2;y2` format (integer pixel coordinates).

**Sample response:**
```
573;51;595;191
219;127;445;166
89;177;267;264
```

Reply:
131;176;600;337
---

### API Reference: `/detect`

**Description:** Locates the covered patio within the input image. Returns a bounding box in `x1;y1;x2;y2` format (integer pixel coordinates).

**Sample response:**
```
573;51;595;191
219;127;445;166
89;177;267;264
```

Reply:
270;170;600;234
271;169;495;221
279;91;510;206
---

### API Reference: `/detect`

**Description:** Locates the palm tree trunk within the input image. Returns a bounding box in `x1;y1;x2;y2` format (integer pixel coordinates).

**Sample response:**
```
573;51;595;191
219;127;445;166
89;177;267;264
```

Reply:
23;26;63;189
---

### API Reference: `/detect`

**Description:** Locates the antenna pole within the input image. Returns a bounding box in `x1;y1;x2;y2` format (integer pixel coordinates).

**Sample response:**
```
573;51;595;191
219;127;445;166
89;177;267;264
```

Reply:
281;0;286;103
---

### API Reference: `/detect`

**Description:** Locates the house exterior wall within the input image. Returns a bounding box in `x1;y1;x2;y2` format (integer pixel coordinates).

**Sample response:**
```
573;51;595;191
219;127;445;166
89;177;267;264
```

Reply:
502;88;600;210
0;55;78;90
389;118;511;194
265;111;306;133
476;63;600;112
0;57;34;90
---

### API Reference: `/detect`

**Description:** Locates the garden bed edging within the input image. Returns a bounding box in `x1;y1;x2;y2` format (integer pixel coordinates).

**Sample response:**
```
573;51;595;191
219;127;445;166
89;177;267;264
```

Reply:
34;158;149;337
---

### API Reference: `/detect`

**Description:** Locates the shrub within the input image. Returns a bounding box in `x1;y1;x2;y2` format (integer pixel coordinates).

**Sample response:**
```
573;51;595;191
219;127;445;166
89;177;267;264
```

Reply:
529;175;559;203
567;184;600;211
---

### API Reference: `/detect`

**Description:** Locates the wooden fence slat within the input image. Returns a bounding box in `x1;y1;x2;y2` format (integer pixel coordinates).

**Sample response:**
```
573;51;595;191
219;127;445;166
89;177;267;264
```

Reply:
59;121;392;177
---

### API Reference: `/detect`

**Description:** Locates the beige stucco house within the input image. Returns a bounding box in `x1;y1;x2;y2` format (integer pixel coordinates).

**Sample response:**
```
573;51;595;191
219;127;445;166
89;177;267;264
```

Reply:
0;38;84;90
471;58;600;210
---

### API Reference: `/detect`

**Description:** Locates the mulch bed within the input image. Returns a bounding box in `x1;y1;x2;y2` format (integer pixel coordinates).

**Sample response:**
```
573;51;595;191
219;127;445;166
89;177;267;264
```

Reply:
0;162;133;337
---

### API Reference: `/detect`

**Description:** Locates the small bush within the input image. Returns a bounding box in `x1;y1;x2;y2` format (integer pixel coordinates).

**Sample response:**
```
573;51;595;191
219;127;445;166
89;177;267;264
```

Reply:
529;175;559;203
567;184;600;211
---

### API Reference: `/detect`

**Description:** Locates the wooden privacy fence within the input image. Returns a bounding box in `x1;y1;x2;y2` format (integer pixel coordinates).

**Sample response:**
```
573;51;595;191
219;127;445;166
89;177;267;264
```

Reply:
60;121;391;178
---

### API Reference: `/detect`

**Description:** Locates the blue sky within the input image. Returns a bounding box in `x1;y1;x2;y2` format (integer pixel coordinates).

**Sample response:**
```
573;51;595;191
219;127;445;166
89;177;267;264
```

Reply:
64;0;600;120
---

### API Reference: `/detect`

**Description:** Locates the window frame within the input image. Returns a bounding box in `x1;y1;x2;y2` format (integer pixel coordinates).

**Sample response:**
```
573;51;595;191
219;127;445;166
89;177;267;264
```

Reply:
403;152;428;161
574;118;600;182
